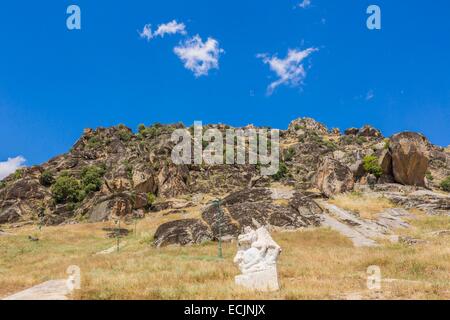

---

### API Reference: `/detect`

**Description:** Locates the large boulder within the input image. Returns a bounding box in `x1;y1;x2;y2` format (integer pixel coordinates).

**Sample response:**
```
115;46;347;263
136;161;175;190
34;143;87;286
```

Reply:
202;188;322;239
157;164;189;197
132;165;156;194
0;206;21;224
390;132;429;187
89;195;134;222
153;219;213;247
358;125;382;138
288;117;328;134
315;158;354;197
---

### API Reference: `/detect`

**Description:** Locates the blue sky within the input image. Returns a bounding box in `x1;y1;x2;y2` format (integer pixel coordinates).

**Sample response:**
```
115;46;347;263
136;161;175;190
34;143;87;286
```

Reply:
0;0;449;172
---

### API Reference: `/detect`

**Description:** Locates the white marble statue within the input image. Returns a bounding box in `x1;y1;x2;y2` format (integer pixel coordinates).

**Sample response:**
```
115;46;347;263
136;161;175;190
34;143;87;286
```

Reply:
233;226;281;292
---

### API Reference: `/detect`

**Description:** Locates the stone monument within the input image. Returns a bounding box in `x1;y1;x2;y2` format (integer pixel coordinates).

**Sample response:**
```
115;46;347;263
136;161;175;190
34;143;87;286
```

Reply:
233;226;281;292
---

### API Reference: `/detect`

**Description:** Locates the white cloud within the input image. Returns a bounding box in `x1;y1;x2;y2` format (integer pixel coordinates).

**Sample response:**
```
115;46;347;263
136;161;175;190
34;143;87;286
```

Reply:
174;35;224;77
258;47;318;94
139;24;153;41
0;156;26;180
298;0;311;9
154;20;187;38
366;90;375;101
139;20;186;41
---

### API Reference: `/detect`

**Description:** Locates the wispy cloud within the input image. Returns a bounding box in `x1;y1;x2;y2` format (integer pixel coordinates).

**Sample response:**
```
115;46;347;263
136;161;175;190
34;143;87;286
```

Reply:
139;20;187;41
298;0;311;9
258;47;318;94
174;35;224;77
0;156;26;180
366;90;375;101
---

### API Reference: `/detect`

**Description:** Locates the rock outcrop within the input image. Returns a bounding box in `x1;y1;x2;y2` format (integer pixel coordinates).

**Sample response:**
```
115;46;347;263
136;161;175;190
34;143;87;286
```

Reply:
315;158;354;197
153;219;213;247
390;132;429;186
0;119;447;230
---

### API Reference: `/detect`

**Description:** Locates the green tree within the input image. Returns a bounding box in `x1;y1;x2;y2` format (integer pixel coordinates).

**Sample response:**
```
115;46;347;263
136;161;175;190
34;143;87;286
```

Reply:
440;177;450;192
51;175;82;204
39;170;55;187
363;155;383;178
272;162;289;181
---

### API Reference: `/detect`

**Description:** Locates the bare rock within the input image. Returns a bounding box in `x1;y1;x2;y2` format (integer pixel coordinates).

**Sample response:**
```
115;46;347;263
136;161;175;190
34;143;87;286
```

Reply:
288;117;328;134
315;158;354;197
0;206;21;224
358;125;382;138
153;219;213;247
157;164;189;197
345;128;359;135
390;132;429;187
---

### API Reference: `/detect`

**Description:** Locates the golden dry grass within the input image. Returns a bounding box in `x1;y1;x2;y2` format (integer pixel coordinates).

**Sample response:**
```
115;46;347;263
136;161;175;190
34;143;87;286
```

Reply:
329;192;395;220
0;211;449;300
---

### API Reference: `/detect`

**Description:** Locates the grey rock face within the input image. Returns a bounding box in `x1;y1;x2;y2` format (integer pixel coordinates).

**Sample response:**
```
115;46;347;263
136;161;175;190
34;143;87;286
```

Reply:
153;219;213;247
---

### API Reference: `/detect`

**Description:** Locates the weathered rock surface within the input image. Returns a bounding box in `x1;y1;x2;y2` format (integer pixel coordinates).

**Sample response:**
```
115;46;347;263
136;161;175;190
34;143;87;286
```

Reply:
202;188;323;239
0;119;447;228
319;201;414;247
153;187;323;246
390;132;429;186
315;158;354;197
153;219;213;247
2;280;74;300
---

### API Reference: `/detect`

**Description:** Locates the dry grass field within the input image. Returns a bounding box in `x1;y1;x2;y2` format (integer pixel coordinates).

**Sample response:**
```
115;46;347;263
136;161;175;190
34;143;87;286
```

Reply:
0;208;449;300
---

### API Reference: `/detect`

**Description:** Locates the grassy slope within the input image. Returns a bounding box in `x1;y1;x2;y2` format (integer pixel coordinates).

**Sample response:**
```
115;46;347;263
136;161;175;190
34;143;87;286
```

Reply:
0;211;449;300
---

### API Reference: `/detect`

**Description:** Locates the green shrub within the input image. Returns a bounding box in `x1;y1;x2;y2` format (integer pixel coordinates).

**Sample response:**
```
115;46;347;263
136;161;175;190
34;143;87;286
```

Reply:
272;162;289;181
86;136;102;149
39;170;55;187
363;155;383;178
0;181;6;189
147;193;156;206
118;129;132;142
284;148;295;161
384;138;390;150
138;124;146;133
51;175;82;204
440;177;450;192
425;171;434;182
12;169;24;180
81;165;106;194
323;140;338;151
356;136;367;145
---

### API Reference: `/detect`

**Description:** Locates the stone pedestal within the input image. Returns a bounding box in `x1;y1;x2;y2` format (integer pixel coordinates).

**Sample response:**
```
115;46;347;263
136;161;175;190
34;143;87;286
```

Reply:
235;266;279;292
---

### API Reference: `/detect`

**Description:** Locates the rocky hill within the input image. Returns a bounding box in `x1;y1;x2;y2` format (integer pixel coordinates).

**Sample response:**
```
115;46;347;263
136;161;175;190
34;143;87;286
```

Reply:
1;118;449;246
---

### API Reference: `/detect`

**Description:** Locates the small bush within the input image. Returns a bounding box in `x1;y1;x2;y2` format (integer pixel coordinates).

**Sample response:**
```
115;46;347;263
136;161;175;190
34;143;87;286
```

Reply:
384;138;390;150
86;136;102;149
425;171;434;182
147;193;156;206
118;129;132;142
440;177;450;192
51;175;82;204
272;162;289;181
138;124;146;133
363;155;383;178
39;170;55;187
0;181;6;189
323;140;338;151
284;148;295;161
12;169;24;180
356;136;367;145
81;165;106;194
